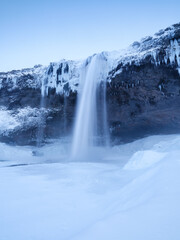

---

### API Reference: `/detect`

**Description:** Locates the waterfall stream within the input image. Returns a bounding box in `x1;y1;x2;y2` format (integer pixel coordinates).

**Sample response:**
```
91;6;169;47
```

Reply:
36;78;46;148
71;53;109;159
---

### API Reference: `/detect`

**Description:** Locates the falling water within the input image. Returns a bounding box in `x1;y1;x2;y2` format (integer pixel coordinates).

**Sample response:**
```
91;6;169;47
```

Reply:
71;53;109;159
36;78;47;148
63;94;67;134
98;80;109;146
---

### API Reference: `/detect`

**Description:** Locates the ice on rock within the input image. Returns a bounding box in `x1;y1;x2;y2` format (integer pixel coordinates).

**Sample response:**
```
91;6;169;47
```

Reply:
168;39;180;65
0;108;19;133
0;107;50;136
43;60;82;96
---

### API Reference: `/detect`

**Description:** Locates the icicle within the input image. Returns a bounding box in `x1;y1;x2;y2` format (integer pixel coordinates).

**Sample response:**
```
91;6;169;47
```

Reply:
152;51;157;65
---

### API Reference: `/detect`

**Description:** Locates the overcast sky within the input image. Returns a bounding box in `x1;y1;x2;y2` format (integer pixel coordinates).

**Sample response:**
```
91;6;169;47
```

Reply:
1;0;180;71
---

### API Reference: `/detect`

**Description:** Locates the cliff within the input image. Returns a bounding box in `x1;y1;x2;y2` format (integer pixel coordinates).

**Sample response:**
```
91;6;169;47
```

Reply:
0;23;180;145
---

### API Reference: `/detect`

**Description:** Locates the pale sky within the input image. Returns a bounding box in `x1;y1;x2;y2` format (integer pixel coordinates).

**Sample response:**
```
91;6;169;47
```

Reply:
1;0;180;71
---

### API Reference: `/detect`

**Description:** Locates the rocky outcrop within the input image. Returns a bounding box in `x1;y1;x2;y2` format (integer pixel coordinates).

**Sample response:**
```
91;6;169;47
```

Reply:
0;23;180;145
107;62;180;143
106;23;180;142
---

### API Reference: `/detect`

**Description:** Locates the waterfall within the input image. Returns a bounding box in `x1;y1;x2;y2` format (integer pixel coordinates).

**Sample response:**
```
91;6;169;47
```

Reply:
71;53;109;159
98;80;109;146
63;94;67;134
36;78;47;148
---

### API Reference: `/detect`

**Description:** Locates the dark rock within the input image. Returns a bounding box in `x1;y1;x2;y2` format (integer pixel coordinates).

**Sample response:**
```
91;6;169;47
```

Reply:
107;61;180;143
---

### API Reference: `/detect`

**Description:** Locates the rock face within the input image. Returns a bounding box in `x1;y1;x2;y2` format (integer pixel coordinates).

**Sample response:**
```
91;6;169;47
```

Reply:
106;23;180;142
0;23;180;145
107;63;180;143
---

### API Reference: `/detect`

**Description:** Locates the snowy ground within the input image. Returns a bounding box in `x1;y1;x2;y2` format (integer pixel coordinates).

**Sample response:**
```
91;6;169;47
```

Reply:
0;135;180;240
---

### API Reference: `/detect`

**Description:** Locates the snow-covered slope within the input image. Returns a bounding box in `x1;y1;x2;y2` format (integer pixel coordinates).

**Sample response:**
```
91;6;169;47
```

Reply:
0;134;180;240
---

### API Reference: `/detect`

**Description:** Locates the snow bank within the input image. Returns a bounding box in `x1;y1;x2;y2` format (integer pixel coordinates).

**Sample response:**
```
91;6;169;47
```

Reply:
124;150;167;170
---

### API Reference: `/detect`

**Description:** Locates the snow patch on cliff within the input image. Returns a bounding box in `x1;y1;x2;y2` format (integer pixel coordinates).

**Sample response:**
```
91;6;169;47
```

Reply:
0;107;52;136
0;107;19;132
0;65;46;90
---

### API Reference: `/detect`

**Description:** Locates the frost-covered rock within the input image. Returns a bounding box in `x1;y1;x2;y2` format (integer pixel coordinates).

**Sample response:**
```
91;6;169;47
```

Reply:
106;23;180;143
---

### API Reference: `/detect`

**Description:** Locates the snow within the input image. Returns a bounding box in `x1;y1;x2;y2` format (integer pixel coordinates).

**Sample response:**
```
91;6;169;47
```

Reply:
0;107;19;133
0;107;52;136
124;150;167;170
0;134;180;240
0;64;46;89
112;68;122;77
45;60;82;95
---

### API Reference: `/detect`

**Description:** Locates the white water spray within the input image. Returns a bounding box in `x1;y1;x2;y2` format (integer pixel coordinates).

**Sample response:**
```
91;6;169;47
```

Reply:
71;53;109;159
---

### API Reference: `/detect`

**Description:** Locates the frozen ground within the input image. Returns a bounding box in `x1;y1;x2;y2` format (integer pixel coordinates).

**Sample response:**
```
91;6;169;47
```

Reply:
0;135;180;240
